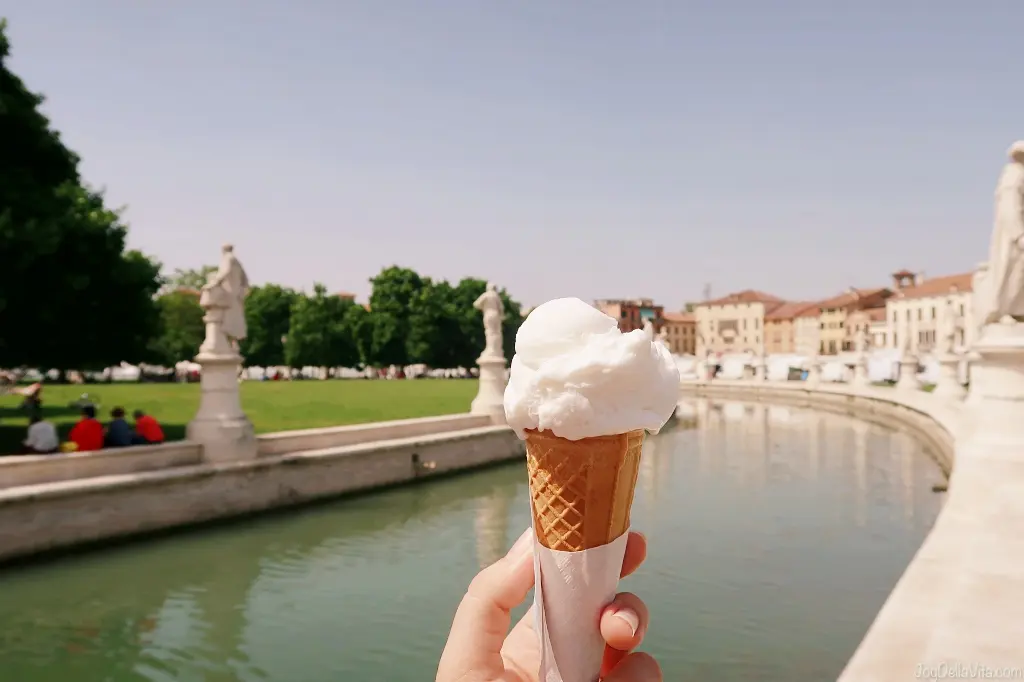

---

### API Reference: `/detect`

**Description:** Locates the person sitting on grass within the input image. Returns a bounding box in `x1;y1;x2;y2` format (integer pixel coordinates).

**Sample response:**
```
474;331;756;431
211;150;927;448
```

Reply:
133;409;164;445
22;414;59;455
105;406;142;448
69;405;104;452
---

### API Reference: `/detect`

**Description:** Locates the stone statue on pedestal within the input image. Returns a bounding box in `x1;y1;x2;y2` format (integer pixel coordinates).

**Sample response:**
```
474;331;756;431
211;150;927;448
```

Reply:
200;244;250;356
470;283;509;421
474;283;504;360
939;297;962;355
972;262;989;342
982;142;1024;326
855;325;871;354
188;244;256;462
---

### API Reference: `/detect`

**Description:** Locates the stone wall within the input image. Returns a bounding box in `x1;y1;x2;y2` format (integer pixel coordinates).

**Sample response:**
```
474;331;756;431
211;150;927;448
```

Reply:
0;424;524;563
256;413;492;456
0;442;203;490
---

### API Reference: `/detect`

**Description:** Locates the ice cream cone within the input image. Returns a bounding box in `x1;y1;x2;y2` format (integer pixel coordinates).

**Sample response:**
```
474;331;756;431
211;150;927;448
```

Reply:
525;428;645;551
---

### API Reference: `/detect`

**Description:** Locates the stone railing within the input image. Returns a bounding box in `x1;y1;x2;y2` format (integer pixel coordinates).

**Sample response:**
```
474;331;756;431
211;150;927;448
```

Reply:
0;441;203;490
680;360;1022;680
256;413;493;456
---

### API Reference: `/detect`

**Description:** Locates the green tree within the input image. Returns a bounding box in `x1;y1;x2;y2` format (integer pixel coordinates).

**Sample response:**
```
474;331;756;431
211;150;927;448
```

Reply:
285;284;361;370
0;20;162;368
148;290;204;365
366;266;427;367
240;284;298;367
161;265;216;294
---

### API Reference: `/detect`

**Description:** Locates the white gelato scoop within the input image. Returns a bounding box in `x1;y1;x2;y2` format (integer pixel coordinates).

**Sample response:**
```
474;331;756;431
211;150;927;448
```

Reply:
503;297;681;441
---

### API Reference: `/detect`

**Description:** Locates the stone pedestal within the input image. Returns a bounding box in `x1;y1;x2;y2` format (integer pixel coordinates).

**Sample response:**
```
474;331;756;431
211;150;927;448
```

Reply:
852;354;869;387
471;353;508;424
897;353;920;391
933;353;966;400
187;351;257;463
962;324;1024;449
806;358;821;387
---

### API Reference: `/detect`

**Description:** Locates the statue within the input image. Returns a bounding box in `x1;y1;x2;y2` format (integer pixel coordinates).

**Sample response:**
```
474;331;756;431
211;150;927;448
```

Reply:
982;142;1024;325
656;325;669;348
972;261;990;340
200;244;250;354
939;297;962;354
474;282;504;359
855;325;871;354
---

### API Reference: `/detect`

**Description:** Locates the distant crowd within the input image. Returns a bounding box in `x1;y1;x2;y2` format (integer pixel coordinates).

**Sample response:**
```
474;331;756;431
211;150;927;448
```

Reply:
22;405;165;455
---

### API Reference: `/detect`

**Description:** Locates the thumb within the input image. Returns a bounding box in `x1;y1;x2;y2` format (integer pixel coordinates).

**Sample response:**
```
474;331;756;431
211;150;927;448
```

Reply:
437;527;535;681
602;652;662;682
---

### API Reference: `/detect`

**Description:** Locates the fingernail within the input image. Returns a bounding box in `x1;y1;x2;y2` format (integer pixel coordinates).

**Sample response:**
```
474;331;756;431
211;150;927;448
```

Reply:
633;531;647;543
505;527;533;562
612;608;639;636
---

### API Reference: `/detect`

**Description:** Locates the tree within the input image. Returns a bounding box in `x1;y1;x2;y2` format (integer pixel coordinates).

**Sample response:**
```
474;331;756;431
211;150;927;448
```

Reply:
161;265;216;294
240;284;298;367
148;289;204;365
0;21;162;368
285;284;361;370
366;266;427;367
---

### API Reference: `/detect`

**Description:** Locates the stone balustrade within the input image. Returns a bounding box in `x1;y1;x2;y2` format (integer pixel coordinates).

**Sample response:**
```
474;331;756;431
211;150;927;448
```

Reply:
0;441;203;490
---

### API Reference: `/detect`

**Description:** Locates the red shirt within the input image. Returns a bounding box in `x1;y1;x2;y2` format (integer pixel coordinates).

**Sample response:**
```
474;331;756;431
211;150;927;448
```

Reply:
69;418;104;452
135;415;164;443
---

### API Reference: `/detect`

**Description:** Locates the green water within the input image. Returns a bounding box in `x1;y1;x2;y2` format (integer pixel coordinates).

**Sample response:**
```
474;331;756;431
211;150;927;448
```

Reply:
0;399;945;681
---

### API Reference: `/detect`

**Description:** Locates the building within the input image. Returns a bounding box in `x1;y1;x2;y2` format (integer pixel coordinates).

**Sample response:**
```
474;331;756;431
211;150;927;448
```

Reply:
817;287;893;354
764;301;817;354
336;291;357;303
847;306;889;348
793;304;822;357
594;298;664;333
694;290;784;356
885;271;973;353
661;312;696;355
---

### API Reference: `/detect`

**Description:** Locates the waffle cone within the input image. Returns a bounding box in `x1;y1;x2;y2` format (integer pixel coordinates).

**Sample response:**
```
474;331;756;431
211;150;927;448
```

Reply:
525;428;645;552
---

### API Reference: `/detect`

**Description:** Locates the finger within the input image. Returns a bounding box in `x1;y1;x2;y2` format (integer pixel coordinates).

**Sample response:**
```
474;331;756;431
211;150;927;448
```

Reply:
602;652;662;682
437;528;535;680
599;592;649;676
600;592;649;650
620;531;648;579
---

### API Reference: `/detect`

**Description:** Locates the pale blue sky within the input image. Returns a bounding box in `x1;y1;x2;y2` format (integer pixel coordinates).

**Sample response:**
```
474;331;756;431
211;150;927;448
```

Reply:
5;1;1020;309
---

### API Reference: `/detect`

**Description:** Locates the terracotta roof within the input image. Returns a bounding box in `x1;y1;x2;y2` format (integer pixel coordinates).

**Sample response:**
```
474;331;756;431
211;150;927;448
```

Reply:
701;289;783;307
336;291;357;299
765;301;817;321
892;269;916;278
663;312;694;323
863;306;887;322
817;287;889;309
894;272;973;300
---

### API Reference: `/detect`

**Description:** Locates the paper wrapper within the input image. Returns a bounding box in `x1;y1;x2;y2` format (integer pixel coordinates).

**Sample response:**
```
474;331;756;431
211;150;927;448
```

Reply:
525;429;644;682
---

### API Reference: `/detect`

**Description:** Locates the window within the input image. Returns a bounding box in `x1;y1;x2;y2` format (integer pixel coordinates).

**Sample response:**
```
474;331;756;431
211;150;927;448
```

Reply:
892;311;897;323
931;306;936;319
894;333;898;347
960;304;965;316
755;319;760;329
742;319;747;330
917;309;922;321
906;310;911;321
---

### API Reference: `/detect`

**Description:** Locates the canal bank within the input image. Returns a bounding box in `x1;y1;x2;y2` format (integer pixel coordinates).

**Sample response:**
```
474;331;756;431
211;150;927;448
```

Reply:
0;414;524;563
680;379;1022;682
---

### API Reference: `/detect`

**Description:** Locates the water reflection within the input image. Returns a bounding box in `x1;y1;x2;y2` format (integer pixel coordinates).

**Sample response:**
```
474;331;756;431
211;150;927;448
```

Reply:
0;399;945;682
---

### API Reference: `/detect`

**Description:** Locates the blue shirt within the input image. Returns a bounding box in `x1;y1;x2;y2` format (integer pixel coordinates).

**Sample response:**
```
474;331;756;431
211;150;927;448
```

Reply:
105;418;135;448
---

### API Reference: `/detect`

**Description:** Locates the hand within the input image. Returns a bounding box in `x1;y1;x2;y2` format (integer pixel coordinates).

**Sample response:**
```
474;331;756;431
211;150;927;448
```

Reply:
437;529;659;682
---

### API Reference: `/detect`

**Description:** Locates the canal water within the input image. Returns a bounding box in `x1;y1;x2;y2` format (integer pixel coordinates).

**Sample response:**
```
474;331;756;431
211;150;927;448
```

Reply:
0;399;945;681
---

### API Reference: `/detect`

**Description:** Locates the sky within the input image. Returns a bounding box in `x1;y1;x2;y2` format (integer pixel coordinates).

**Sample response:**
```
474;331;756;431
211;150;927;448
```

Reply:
5;1;1023;310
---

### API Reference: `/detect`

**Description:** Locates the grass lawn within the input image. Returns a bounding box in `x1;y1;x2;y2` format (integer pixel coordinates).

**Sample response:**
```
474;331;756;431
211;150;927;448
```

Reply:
0;379;479;456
